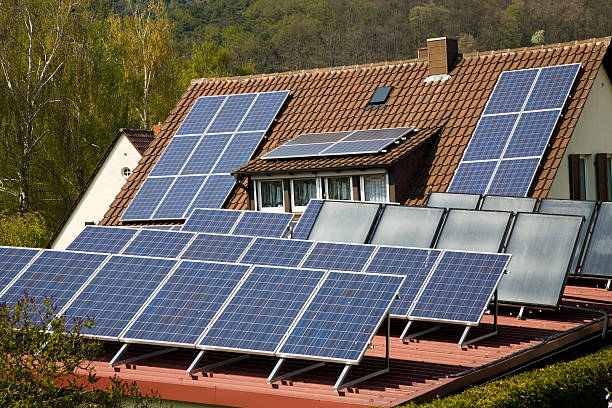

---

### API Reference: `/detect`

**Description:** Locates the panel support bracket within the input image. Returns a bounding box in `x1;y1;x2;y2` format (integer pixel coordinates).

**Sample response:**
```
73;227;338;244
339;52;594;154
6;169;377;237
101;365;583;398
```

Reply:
606;279;611;291
267;358;325;384
459;289;499;348
400;321;440;343
111;346;177;367
189;354;249;374
517;306;526;320
187;350;206;375
109;344;129;367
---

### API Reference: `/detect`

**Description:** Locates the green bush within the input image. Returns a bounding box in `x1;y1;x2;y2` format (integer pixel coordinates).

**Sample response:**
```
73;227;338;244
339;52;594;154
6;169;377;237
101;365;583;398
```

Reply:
0;211;52;248
401;347;612;408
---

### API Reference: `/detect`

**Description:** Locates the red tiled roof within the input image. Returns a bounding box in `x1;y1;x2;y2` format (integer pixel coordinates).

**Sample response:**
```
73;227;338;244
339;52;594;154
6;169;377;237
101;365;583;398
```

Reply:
100;37;611;225
121;128;155;155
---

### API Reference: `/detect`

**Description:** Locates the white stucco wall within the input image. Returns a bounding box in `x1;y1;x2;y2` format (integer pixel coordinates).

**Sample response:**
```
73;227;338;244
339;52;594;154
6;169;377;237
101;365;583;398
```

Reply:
51;136;142;249
548;65;612;199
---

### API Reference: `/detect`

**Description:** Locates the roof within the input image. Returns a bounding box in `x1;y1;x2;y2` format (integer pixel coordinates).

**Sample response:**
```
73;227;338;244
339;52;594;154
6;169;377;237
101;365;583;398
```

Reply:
100;36;611;226
81;283;612;407
121;128;155;155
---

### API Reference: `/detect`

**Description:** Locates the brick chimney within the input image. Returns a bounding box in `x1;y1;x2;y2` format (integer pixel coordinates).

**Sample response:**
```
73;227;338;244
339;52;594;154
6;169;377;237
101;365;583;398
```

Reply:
426;37;459;76
418;47;428;60
153;124;161;135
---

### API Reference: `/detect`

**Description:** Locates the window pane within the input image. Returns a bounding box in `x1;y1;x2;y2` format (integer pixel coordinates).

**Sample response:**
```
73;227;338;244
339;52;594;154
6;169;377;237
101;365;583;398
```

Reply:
293;179;317;207
364;174;387;202
327;177;351;200
260;181;284;208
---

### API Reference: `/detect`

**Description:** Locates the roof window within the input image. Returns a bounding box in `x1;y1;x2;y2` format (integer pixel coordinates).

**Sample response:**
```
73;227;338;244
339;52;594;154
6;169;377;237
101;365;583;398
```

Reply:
365;86;392;109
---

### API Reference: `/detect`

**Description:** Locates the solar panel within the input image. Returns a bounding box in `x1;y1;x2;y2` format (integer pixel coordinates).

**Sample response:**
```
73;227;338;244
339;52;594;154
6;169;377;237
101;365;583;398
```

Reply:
292;199;323;239
461;115;519;161
538;198;596;274
122;261;250;346
120;177;175;221
232;211;293;237
284;132;351;145
0;247;41;289
579;202;612;278
365;246;441;317
502;110;560;159
302;242;374;272
435;209;511;252
122;229;195;258
307;201;380;243
213;131;266;173
186;174;236;213
486;158;541;197
199;266;326;354
278;271;404;364
319;139;399;155
483;68;539;115
343;128;411;141
181;233;254;263
67;226;137;254
181;134;232;175
240;237;314;267
480;195;537;213
498;213;582;307
369;206;444;248
64;255;178;339
175;96;225;136
426;192;480;210
149;136;200;177
261;143;333;159
238;91;290;132
448;161;497;195
0;251;107;311
153;176;206;219
409;251;510;325
181;209;241;234
208;93;257;133
524;64;581;111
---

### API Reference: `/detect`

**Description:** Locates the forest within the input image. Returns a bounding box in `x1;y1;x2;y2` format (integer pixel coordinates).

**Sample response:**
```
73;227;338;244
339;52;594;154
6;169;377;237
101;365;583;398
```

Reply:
1;0;612;246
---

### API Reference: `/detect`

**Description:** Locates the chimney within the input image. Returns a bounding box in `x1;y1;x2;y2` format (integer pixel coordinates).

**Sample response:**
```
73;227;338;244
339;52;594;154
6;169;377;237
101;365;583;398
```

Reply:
418;47;428;60
426;37;459;76
153;123;161;135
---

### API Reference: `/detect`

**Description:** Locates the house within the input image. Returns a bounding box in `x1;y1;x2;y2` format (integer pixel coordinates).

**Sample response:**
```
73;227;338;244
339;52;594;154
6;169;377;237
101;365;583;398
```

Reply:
74;36;612;407
49;128;156;249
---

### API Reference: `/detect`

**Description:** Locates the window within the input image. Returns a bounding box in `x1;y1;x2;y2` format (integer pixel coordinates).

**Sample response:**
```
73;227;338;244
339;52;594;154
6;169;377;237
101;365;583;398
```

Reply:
362;174;388;202
291;178;318;211
569;154;591;200
121;167;132;178
258;180;284;211
326;177;352;200
578;157;588;200
366;86;393;107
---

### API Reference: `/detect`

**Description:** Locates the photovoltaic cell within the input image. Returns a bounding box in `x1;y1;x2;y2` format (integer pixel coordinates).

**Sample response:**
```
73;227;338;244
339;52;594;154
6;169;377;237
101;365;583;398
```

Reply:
64;256;178;338
120;177;174;221
181;233;254;263
200;266;325;354
67;226;138;254
149;136;200;177
502;110;560;159
238;91;289;132
122;229;194;258
180;134;232;175
232;211;293;237
319;139;398;155
0;251;107;310
448;161;497;194
208;94;256;133
0;247;41;289
487;158;540;197
213;131;266;173
292;199;323;239
462;115;518;161
122;261;249;345
181;209;241;234
261;143;333;159
186;174;236;213
409;251;510;324
524;64;581;111
175;96;225;136
365;246;441;317
483;68;539;115
278;271;404;363
240;238;313;267
153;176;206;220
302;242;374;272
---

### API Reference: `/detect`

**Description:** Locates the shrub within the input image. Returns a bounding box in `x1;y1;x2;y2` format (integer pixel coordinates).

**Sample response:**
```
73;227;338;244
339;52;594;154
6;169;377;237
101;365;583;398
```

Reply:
0;211;52;247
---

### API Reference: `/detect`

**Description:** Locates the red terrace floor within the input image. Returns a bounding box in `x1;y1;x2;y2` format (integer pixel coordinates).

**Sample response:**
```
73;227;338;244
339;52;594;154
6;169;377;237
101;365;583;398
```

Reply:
83;281;612;408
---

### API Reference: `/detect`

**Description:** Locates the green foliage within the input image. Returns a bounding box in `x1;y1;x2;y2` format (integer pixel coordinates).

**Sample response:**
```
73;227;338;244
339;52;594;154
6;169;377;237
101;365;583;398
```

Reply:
0;212;52;248
401;347;612;408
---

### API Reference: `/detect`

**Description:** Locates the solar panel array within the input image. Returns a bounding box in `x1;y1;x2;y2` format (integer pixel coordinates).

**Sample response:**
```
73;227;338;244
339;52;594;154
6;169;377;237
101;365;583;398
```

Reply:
448;64;581;197
181;208;293;238
292;199;323;239
261;127;415;159
121;91;289;221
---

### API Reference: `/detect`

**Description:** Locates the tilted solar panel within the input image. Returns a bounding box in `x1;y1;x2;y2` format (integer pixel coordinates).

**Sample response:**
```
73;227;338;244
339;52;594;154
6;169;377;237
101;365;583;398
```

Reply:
435;209;511;252
67;226;138;254
426;192;481;210
579;202;612;278
292;199;323;239
149;136;200;177
181;208;242;234
121;177;175;221
449;161;497;195
0;247;41;290
240;237;314;267
153;176;206;220
483;68;539;115
302;242;374;272
232;211;293;238
461;115;518;161
480;195;537;213
212;131;266;173
181;134;232;175
524;64;581;111
207;93;257;133
122;229;195;258
174;96;225;136
181;233;254;263
307;201;380;244
486;158;541;197
369;206;444;248
186;174;236;213
238;91;290;132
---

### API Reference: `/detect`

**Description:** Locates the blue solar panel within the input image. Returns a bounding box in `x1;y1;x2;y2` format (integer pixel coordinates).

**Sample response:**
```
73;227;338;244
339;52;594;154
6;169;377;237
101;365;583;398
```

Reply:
365;246;442;317
150;136;200;177
0;251;107;310
278;271;404;363
185;174;235;213
262;143;334;159
502;110;560;159
181;209;241;234
122;261;249;346
64;255;177;338
462;115;519;161
0;247;41;290
199;266;325;354
524;64;581;111
121;177;174;221
409;251;510;324
175;96;225;136
153;176;206;219
232;211;293;238
238;91;289;132
240;237;313;267
320;139;397;155
181;233;254;262
67;226;138;254
213;131;266;173
293;199;323;239
448;161;497;194
487;158;540;197
122;229;194;258
208;94;256;133
302;242;374;272
181;134;232;175
483;68;538;115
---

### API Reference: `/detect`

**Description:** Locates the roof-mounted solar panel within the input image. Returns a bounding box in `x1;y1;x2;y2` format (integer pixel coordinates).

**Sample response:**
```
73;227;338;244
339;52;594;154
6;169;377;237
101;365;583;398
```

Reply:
232;211;293;238
67;226;138;254
480;195;537;213
369;206;444;248
426;192;481;210
292;199;323;239
579;202;612;278
181;208;242;234
435;209;511;252
306;201;380;243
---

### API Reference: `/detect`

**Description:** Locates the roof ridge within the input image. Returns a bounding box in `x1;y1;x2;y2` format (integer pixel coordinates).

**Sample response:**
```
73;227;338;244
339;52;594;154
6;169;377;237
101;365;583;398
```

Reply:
190;36;611;87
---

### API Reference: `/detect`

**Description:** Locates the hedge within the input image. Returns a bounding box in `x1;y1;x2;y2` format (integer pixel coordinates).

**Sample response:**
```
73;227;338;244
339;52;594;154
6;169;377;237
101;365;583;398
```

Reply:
401;346;612;408
0;211;52;248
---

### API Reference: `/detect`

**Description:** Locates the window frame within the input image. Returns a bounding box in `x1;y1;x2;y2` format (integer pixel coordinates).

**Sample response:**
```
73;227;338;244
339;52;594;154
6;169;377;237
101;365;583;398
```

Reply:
256;179;286;213
359;173;390;203
290;178;321;212
324;175;353;201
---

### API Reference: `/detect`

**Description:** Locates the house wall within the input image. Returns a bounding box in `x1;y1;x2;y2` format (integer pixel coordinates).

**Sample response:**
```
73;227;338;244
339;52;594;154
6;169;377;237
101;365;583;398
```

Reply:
548;65;612;199
51;136;141;249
